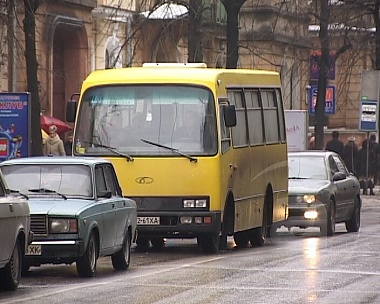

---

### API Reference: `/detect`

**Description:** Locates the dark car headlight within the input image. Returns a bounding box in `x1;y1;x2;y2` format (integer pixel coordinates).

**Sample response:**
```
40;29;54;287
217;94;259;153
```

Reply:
303;195;316;204
296;195;316;204
49;218;78;233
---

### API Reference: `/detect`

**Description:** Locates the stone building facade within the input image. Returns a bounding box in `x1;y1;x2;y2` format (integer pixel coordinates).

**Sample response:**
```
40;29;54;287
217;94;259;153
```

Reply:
0;0;376;142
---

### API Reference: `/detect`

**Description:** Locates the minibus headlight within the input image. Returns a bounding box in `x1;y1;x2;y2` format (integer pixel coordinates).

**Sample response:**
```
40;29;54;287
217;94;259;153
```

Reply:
183;198;208;208
195;199;207;208
183;199;195;208
180;216;192;224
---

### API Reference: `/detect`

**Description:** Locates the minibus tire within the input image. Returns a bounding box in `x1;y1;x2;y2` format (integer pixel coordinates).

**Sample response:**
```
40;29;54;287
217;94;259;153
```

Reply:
197;234;219;254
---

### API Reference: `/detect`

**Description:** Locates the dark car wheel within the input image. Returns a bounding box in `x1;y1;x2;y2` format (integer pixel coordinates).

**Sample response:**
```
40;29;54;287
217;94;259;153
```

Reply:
112;233;131;271
0;239;22;291
76;232;98;277
345;196;361;232
320;200;335;236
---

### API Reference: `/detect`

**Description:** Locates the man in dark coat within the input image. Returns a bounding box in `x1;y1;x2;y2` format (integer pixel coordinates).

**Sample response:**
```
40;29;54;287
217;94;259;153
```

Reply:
325;131;344;158
370;134;380;185
343;136;359;176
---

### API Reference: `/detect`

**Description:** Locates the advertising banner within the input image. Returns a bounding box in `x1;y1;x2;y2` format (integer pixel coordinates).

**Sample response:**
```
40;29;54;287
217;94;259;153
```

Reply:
0;93;31;161
308;85;336;115
309;51;336;81
285;110;308;151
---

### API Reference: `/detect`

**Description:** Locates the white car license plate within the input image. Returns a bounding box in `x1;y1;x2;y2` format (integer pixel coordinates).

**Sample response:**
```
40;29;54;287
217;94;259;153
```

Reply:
26;244;41;256
137;217;160;225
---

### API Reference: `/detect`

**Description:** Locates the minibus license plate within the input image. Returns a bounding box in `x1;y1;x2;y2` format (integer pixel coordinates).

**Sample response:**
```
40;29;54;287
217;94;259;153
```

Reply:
137;217;160;225
26;244;41;255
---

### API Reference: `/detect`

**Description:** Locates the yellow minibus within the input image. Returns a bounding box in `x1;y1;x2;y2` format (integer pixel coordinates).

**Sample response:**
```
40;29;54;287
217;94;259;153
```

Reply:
67;63;288;253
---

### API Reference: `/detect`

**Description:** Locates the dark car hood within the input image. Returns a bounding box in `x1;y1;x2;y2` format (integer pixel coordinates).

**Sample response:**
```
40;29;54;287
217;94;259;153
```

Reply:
28;198;94;216
288;179;330;194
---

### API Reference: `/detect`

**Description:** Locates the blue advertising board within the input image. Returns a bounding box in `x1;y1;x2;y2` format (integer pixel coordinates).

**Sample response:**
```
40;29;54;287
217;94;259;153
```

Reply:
359;100;378;131
0;93;30;161
309;85;336;115
309;51;336;81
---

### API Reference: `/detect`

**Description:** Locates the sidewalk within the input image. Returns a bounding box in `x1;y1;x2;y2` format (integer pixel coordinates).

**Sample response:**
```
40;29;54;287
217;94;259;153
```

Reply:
361;185;380;205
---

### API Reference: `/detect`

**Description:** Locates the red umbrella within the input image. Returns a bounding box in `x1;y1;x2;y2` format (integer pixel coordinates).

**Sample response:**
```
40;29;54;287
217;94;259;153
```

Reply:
40;115;73;135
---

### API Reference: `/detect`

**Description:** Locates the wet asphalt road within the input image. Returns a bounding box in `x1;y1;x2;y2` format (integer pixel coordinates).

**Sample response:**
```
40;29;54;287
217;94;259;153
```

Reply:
1;193;380;304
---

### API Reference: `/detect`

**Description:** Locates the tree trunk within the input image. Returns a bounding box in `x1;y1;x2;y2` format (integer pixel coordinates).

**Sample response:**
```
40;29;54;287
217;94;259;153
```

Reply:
315;0;330;150
221;0;246;68
23;0;42;156
375;0;380;70
188;0;203;63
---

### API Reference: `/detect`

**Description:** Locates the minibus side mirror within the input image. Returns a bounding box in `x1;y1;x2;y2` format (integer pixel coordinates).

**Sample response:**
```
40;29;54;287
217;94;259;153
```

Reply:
66;100;77;123
224;105;236;127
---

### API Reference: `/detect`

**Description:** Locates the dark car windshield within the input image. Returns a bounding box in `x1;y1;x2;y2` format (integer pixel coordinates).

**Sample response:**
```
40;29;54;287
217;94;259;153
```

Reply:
288;156;328;180
0;164;93;198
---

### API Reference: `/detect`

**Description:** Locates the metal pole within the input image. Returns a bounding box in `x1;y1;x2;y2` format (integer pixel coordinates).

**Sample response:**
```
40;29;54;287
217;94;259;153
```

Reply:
366;131;369;195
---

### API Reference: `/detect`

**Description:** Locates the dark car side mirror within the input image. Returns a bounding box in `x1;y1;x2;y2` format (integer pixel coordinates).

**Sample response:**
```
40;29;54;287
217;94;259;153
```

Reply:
333;172;346;181
97;190;112;199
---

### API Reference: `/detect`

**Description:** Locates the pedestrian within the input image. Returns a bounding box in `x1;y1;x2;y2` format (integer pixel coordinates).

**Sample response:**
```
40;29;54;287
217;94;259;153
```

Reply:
369;134;380;185
358;139;376;195
43;125;66;156
342;136;359;177
308;133;315;150
325;130;344;158
64;131;73;155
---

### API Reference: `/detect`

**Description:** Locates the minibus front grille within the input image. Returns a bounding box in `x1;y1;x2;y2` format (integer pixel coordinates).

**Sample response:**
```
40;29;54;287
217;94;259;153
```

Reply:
160;216;178;225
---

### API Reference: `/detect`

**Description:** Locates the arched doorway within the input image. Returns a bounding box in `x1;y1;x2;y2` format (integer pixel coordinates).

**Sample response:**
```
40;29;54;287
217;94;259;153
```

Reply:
51;19;88;122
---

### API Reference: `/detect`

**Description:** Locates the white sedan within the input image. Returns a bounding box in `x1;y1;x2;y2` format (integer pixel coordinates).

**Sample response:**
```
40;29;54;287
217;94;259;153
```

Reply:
0;170;31;291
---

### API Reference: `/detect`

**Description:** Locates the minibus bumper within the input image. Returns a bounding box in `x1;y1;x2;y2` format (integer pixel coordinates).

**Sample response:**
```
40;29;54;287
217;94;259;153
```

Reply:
136;211;222;238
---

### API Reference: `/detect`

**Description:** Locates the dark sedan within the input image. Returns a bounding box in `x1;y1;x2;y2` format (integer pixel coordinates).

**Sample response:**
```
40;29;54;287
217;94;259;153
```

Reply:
283;151;361;236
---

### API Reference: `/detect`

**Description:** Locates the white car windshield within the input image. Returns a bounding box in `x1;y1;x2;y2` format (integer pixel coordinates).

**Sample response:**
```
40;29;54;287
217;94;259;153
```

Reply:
0;164;93;197
288;156;328;180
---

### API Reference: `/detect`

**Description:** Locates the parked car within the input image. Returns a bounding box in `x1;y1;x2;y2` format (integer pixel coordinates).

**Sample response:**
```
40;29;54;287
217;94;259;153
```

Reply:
0;170;31;291
283;151;361;236
0;157;137;278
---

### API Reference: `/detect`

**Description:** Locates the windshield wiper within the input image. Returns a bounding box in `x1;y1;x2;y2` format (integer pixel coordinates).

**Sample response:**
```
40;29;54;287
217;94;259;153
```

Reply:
289;177;308;179
141;139;197;163
28;188;67;200
85;141;134;162
9;189;29;199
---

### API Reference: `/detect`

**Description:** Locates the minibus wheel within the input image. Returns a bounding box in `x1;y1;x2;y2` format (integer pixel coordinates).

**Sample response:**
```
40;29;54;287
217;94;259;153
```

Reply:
135;236;150;252
233;230;250;248
249;206;268;247
197;234;219;254
150;238;165;251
